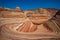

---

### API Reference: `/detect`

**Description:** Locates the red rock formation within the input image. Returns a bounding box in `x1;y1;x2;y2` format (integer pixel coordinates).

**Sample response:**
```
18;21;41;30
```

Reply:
24;8;58;24
0;7;60;40
0;11;26;18
16;21;37;32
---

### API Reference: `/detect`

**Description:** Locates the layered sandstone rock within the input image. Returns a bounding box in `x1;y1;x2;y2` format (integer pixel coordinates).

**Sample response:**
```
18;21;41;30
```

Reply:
1;22;60;40
16;21;37;32
0;7;60;40
25;8;58;24
0;9;26;18
0;11;26;18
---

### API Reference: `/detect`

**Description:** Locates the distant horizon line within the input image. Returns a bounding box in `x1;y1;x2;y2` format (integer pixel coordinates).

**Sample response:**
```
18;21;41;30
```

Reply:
0;6;60;10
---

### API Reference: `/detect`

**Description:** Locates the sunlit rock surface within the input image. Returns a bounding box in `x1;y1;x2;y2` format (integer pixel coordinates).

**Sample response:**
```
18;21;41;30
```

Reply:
0;7;60;40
